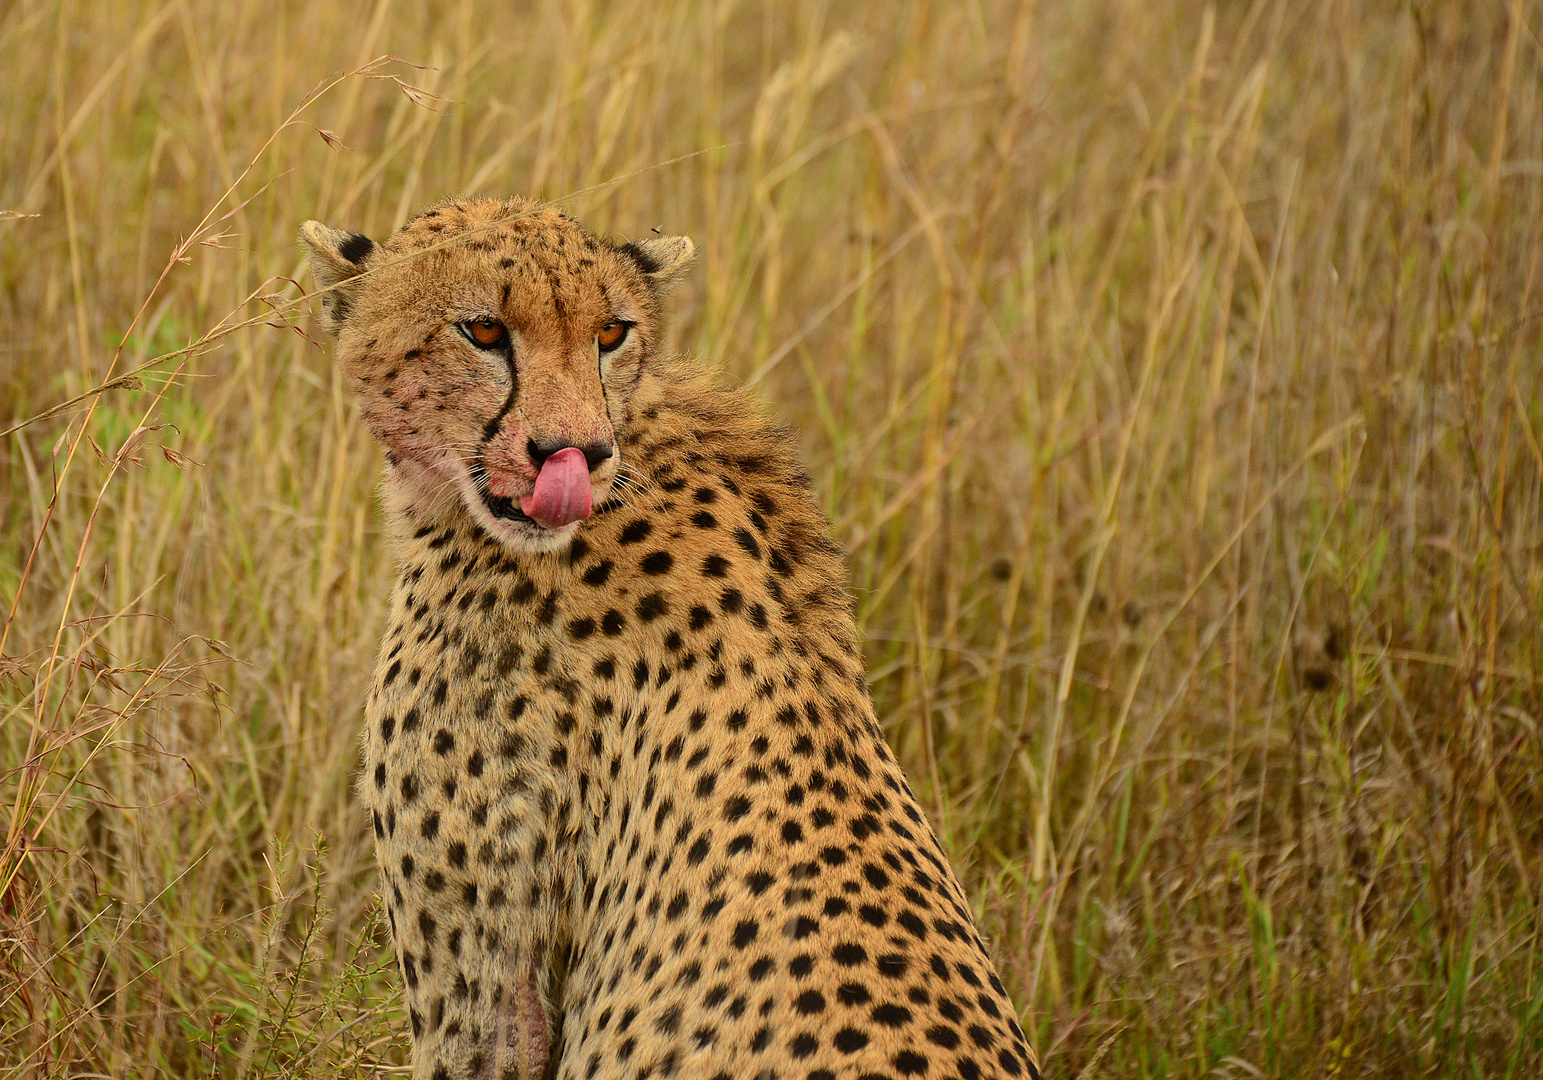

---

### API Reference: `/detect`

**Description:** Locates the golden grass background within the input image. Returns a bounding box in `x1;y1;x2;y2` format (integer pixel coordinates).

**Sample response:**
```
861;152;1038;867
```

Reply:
3;0;1542;1075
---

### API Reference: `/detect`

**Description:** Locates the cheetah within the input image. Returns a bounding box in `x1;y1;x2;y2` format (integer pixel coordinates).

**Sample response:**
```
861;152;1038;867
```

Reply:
301;197;1044;1080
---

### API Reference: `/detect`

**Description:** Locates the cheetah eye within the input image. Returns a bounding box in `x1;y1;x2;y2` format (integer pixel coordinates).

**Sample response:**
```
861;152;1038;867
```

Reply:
459;318;508;348
597;322;630;353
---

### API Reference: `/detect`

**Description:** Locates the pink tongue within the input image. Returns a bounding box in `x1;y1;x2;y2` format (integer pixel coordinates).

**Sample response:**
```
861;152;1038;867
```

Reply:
519;447;593;529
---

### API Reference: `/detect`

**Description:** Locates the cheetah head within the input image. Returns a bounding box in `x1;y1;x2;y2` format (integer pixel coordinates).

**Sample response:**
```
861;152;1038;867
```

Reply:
300;197;694;554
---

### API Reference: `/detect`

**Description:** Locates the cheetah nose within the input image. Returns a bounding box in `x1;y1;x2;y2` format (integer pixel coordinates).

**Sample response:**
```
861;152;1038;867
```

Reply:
527;438;614;472
519;446;593;529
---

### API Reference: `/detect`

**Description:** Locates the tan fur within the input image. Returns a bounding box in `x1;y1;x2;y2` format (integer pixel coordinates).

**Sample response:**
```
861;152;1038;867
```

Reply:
302;197;1043;1080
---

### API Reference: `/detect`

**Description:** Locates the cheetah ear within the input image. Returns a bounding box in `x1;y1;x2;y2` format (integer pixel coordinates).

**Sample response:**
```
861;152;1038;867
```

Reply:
617;235;696;300
299;220;376;334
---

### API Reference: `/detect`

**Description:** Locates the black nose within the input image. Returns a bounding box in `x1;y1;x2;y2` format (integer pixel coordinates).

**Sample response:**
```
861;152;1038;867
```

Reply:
528;438;614;472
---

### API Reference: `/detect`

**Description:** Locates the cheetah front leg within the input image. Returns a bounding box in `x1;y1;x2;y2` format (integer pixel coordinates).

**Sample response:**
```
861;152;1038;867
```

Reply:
383;845;569;1080
487;968;550;1080
405;948;558;1080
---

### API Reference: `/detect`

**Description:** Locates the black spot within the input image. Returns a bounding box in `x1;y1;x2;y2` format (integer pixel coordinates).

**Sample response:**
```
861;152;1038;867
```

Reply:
878;954;908;978
857;901;894;925
895;1051;930;1076
692;511;718;529
637;593;668;621
619;519;652;544
702;555;729;577
584;561;613;586
641;551;673;574
832;943;867;966
493;642;523;676
872;1003;912;1027
926;1025;961;1049
568;616;596;639
734;528;761;559
536;592;558;626
837;982;871;1006
794;990;825;1015
732;920;759;949
833;1028;870;1053
338;231;375;264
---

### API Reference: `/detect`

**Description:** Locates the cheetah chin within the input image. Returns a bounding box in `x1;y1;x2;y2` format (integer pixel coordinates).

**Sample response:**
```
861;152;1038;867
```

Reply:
455;464;591;557
301;196;1044;1080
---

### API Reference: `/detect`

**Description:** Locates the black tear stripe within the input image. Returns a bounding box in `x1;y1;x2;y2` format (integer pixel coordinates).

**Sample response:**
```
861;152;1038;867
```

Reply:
481;346;518;442
339;232;375;264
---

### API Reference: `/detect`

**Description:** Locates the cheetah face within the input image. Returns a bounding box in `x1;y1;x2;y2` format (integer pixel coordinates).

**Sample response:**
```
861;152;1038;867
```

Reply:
300;198;694;554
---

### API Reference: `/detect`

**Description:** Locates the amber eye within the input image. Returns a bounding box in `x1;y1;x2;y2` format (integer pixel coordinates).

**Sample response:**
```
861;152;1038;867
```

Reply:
597;321;629;352
460;318;507;348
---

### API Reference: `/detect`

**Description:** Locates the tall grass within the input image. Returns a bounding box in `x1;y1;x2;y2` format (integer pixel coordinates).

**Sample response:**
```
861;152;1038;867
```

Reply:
2;0;1541;1076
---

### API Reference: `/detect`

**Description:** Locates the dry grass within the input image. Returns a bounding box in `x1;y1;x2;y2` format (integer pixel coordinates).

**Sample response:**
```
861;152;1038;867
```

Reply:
2;0;1541;1076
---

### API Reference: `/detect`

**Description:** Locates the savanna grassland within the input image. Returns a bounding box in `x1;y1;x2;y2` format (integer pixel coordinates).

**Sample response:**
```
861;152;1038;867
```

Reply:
2;1;1542;1076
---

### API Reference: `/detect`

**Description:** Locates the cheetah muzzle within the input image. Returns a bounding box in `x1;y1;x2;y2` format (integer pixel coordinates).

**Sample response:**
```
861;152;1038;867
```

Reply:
302;196;1044;1080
